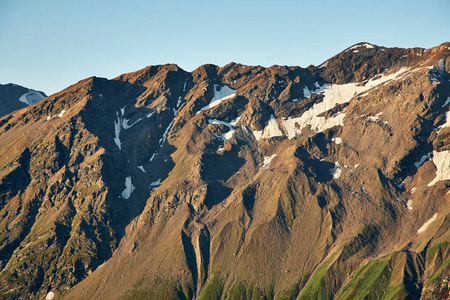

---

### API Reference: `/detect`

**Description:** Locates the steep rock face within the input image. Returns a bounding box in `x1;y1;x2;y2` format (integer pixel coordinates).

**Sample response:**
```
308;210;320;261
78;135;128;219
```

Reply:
0;43;450;299
0;83;46;117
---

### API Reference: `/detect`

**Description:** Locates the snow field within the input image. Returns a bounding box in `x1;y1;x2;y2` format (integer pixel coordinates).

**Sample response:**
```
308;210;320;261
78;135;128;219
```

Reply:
417;213;438;233
428;150;450;186
209;117;241;141
46;292;55;300
114;113;122;150
19;91;45;106
330;162;342;179
252;115;283;141
332;137;342;144
261;154;277;169
414;153;431;168
407;200;413;211
251;68;410;140
197;85;237;114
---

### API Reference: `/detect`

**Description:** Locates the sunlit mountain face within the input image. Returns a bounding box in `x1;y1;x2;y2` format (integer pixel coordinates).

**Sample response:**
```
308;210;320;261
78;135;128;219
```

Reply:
1;42;450;300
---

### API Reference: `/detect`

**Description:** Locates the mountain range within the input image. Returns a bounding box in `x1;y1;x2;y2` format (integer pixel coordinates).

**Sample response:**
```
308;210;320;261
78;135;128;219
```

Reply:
0;42;450;300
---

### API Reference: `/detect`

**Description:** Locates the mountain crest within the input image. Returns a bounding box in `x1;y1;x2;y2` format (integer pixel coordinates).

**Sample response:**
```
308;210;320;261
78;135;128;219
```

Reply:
1;43;450;299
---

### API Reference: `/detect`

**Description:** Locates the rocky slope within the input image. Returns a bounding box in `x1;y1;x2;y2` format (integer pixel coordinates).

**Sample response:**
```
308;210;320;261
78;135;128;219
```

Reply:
0;42;450;299
0;83;46;117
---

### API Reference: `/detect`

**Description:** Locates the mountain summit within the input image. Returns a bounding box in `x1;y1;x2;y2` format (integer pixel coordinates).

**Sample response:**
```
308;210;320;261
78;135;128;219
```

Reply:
0;42;450;300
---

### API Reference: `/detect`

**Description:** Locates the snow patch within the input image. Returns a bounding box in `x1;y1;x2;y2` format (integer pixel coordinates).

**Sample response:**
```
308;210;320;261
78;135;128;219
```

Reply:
147;111;155;118
434;59;445;72
223;130;236;140
18;91;45;106
367;112;383;122
96;261;106;270
417;213;438;233
410;187;417;193
57;110;66;118
428;150;450;186
209;117;240;141
114;113;122;150
395;181;404;189
442;97;450;108
209;118;234;128
438;111;450;132
332;137;342;144
358;92;369;98
150;179;161;190
122;117;144;129
149;152;157;161
159;118;175;146
282;68;408;139
303;86;312;98
354;164;360;169
318;61;328;69
407;199;413;211
137;166;146;172
45;109;67;121
120;106;125;115
252;115;283;141
302;83;331;98
283;81;352;138
347;43;375;51
261;154;277;169
121;177;135;199
330;162;342;179
197;85;237;114
46;291;55;300
414;153;431;168
230;117;241;126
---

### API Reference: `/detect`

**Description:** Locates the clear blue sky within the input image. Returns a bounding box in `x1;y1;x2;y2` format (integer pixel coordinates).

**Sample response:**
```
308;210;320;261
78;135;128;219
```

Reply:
1;0;448;95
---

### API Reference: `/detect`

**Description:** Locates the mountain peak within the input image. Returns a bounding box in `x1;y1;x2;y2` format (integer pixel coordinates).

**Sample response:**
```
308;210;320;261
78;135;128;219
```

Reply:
346;41;378;50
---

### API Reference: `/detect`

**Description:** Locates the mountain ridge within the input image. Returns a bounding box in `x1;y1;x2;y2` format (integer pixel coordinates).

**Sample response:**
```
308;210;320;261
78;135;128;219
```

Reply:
0;42;449;299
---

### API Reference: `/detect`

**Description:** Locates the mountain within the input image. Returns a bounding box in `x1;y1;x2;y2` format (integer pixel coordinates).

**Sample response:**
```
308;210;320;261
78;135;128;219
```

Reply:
0;83;46;117
0;42;450;300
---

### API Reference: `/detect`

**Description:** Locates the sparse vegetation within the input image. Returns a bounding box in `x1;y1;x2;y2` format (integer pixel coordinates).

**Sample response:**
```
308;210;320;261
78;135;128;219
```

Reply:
427;241;449;263
198;272;224;300
337;258;393;300
121;277;180;300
